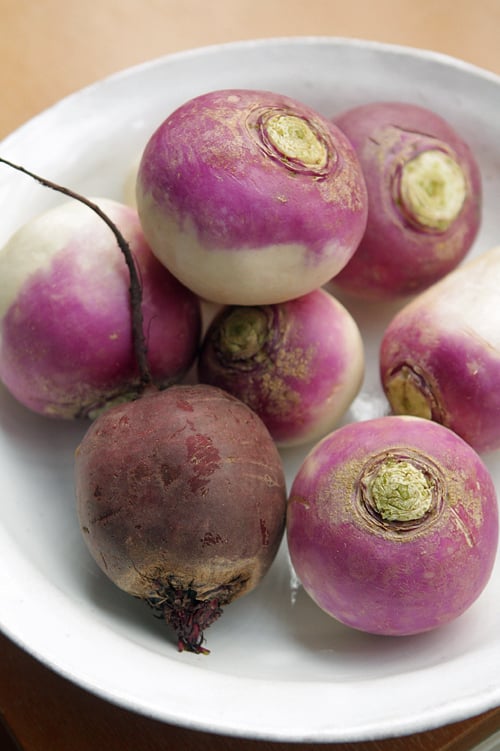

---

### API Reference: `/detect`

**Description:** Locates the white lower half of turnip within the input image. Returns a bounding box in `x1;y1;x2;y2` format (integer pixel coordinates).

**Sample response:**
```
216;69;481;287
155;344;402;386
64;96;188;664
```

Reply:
75;383;287;654
136;88;368;305
197;288;364;447
287;415;498;636
0;198;201;419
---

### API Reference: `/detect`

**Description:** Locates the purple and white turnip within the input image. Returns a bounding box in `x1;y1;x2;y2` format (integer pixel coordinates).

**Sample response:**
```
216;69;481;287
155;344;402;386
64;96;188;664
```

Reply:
136;88;368;305
330;101;482;299
287;415;498;636
380;245;500;454
198;288;364;447
0;195;201;419
75;383;287;654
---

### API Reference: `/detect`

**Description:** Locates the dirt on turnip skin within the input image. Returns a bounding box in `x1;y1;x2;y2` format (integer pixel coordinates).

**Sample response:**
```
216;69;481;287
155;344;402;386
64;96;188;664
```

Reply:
75;383;287;654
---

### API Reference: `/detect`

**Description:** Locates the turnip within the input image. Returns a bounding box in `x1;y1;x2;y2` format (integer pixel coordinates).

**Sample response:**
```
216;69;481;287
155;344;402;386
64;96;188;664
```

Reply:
75;383;287;654
135;88;368;305
287;415;498;636
0;160;201;419
380;245;500;453
330;101;482;299
197;288;364;447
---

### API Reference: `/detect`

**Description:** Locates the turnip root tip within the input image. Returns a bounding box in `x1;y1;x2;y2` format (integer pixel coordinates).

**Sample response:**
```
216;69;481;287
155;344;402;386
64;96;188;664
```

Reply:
361;457;433;523
396;149;467;232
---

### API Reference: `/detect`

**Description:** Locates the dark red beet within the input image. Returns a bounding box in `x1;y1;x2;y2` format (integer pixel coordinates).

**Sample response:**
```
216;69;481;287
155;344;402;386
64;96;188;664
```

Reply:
75;383;287;654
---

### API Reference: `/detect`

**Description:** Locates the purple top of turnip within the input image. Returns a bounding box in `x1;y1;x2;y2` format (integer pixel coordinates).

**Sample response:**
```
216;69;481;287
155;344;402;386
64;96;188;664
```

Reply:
136;88;368;305
331;101;482;299
0;197;201;418
198;289;364;446
287;415;498;636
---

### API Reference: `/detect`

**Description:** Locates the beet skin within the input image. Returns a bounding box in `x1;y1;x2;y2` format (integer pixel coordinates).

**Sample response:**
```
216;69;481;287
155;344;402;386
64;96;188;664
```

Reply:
75;384;287;653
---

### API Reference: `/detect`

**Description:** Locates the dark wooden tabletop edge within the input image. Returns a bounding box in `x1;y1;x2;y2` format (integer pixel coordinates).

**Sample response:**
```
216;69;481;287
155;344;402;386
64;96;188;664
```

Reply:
1;628;499;751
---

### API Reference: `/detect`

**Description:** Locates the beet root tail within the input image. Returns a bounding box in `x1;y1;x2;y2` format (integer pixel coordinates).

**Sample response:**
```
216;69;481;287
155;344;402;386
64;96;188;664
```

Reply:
147;584;224;655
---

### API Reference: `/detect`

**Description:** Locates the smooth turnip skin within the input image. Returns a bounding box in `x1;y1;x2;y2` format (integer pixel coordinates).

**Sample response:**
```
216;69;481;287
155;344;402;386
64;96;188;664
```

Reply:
287;416;498;636
380;245;500;453
136;88;368;305
75;383;287;653
198;289;364;447
330;101;482;299
0;198;201;419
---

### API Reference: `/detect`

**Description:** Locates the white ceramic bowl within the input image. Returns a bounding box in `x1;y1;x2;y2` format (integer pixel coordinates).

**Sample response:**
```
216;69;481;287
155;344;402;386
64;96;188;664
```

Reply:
0;37;499;743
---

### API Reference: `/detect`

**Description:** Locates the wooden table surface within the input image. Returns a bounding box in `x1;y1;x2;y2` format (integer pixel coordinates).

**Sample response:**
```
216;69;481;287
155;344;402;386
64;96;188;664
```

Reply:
1;1;500;749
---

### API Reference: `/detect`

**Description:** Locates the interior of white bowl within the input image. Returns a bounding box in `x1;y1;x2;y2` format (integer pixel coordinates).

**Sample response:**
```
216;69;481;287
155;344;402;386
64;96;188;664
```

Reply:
0;37;499;742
